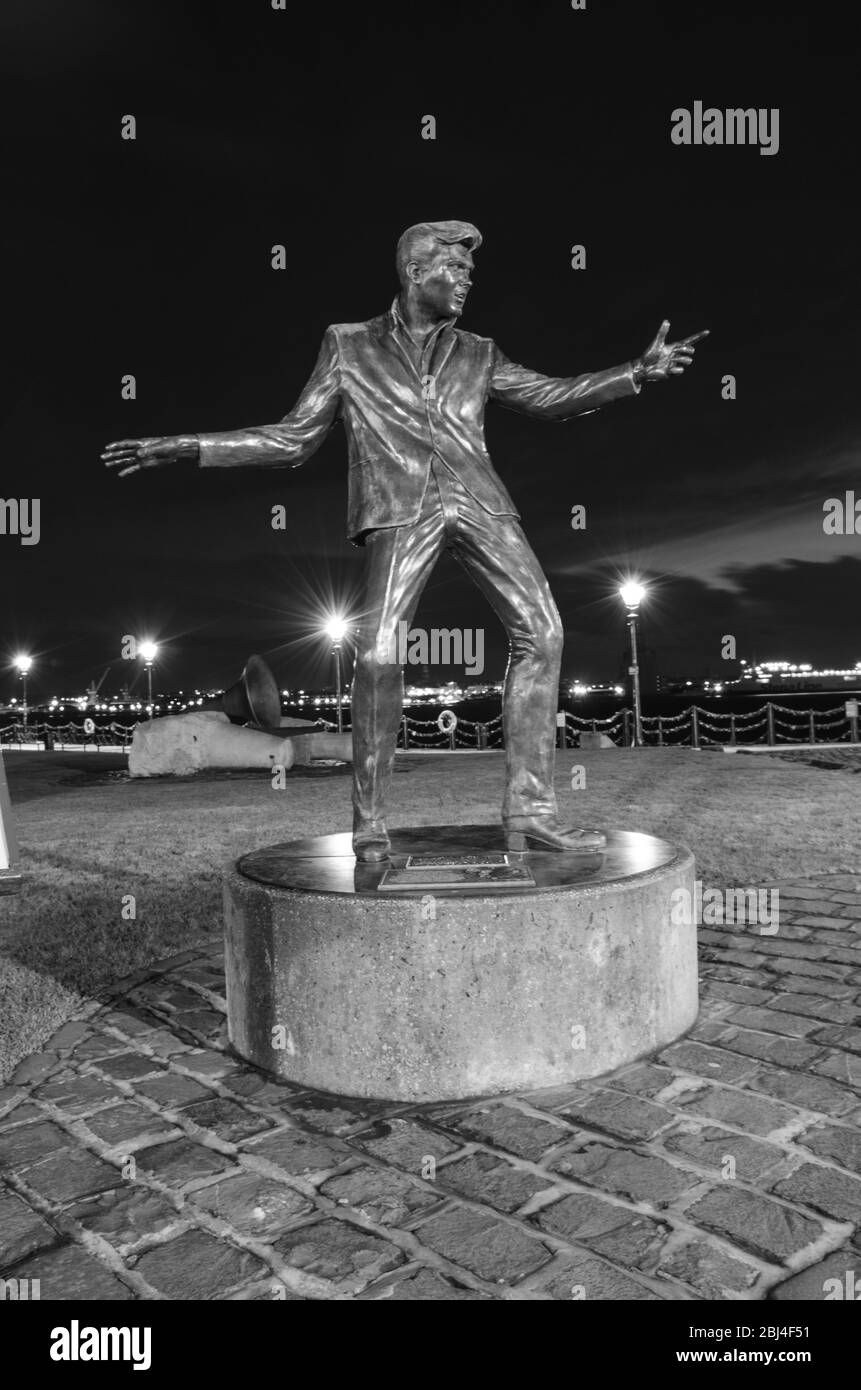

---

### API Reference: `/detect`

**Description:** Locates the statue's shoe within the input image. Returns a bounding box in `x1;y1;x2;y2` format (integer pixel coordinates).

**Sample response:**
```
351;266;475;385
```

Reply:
503;816;606;853
352;819;391;863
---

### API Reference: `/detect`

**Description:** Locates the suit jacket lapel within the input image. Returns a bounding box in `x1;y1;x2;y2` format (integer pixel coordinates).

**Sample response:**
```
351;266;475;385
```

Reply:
382;301;458;387
433;327;457;381
384;323;424;386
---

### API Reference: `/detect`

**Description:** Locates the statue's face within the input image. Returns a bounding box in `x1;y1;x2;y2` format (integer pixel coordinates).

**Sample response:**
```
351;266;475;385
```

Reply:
411;244;474;318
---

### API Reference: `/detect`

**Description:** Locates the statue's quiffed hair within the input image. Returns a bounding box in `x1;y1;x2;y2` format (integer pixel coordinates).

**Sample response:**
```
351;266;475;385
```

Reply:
396;220;482;287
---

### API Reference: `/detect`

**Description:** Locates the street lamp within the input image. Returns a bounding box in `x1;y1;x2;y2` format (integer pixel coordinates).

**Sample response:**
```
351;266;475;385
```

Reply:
323;617;348;734
619;583;647;747
138;641;158;716
13;655;33;730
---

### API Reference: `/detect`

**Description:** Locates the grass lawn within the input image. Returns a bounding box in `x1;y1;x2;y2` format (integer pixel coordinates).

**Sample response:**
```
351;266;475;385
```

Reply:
1;745;859;1083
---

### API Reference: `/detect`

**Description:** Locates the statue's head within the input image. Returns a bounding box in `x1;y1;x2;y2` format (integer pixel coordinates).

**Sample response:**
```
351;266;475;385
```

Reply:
396;220;482;319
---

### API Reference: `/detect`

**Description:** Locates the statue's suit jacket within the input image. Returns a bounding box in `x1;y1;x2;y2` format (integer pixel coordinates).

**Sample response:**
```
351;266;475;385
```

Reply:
198;298;640;544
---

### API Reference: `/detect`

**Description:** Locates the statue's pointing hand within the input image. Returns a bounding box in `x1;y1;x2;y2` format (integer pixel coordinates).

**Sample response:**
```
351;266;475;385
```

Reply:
634;321;709;383
101;435;199;477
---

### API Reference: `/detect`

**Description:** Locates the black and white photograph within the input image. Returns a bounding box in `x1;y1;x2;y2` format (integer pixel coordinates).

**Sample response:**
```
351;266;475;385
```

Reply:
1;0;860;1347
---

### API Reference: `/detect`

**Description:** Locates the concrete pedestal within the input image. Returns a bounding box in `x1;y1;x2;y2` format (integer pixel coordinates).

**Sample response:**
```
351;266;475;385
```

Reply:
223;824;697;1102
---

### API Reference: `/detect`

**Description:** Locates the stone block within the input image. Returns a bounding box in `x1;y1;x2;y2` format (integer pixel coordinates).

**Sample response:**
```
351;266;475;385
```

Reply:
0;1121;70;1171
241;1127;352;1176
745;1068;857;1117
18;1148;122;1205
134;1073;216;1108
274;1218;404;1291
685;1187;823;1262
727;1006;821;1038
658;1040;759;1084
360;1267;488;1300
5;1243;133;1299
532;1252;662;1300
414;1206;552;1283
549;1142;698;1206
719;1030;825;1070
771;994;859;1025
34;1074;122;1115
658;1239;760;1298
68;1187;183;1249
769;1250;859;1300
770;1162;861;1223
797;1124;861;1174
811;1051;861;1087
444;1103;572;1161
135;1139;236;1187
0;1189;59;1267
181;1098;274;1145
190;1172;313;1236
661;1124;784;1181
436;1151;554;1213
82;1103;178;1148
557;1090;675;1142
534;1191;650;1255
93;1053;165;1082
357;1120;459;1173
676;1086;797;1136
320;1163;440;1225
132;1229;267;1298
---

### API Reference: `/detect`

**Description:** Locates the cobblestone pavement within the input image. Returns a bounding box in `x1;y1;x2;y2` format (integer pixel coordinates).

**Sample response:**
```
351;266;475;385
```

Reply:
3;873;861;1301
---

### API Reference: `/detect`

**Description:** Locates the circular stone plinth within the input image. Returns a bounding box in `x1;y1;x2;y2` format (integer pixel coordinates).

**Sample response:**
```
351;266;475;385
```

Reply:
223;824;697;1102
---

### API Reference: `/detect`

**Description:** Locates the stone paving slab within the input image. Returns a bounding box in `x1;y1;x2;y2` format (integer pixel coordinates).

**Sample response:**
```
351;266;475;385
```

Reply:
2;874;861;1299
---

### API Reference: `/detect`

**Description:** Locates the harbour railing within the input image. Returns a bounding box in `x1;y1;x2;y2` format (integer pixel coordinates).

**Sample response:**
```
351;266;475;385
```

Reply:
1;701;859;752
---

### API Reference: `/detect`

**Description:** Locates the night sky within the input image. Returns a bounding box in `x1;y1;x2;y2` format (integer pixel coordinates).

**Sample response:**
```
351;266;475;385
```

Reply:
3;0;859;700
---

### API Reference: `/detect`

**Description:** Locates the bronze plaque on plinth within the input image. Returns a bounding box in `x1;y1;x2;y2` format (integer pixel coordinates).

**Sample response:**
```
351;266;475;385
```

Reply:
378;851;535;891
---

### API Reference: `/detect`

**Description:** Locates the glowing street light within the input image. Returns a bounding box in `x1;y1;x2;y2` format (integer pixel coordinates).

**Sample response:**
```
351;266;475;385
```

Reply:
13;655;33;729
138;640;158;716
619;581;647;610
619;582;647;747
323;616;349;733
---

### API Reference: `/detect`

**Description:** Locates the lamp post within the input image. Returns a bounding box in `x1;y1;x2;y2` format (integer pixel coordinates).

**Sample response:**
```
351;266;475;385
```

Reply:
619;583;647;747
139;641;158;717
13;655;33;731
323;618;348;733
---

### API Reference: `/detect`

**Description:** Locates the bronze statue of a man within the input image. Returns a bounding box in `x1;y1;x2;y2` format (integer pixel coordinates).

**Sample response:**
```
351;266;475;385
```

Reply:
104;220;706;862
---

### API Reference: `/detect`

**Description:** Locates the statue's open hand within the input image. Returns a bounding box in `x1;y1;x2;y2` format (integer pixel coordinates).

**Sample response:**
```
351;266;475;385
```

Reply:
101;434;199;476
635;321;709;383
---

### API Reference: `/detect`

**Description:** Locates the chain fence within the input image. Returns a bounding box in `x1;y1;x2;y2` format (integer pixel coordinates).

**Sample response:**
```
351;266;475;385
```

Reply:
1;702;859;751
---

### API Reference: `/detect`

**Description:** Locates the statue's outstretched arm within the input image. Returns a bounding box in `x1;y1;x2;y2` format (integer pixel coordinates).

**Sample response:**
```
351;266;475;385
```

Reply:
488;321;707;420
102;329;341;477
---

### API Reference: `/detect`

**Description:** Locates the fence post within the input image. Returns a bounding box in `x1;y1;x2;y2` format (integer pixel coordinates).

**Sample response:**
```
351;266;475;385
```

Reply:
401;715;408;750
766;703;775;746
729;714;737;747
477;723;487;750
850;712;860;744
622;709;632;747
449;726;456;751
691;706;700;749
808;709;816;744
656;716;664;747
